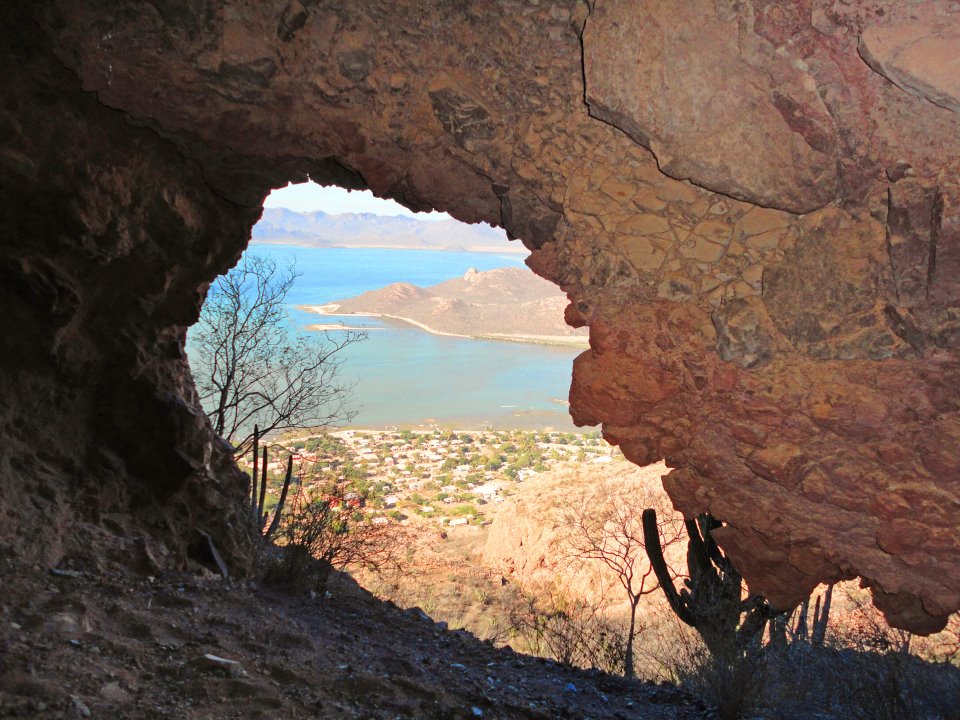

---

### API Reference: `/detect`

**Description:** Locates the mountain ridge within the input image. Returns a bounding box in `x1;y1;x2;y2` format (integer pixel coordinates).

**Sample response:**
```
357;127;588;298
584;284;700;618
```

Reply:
254;207;525;254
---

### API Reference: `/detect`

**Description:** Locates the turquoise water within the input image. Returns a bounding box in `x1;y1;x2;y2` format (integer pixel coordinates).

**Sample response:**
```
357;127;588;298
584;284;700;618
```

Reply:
243;243;586;430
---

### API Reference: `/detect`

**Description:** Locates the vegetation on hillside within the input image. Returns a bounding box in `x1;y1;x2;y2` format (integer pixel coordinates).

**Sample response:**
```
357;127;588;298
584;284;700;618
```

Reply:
247;428;960;719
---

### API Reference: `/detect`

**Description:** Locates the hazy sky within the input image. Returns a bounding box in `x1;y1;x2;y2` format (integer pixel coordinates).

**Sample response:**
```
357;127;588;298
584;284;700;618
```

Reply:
264;181;453;221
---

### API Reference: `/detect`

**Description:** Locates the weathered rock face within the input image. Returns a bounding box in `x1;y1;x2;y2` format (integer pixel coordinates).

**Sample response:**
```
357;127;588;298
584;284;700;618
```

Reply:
2;1;958;633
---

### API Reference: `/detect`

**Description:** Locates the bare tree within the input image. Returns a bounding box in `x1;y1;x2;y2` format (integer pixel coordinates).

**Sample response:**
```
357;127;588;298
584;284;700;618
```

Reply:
189;254;364;454
565;487;684;677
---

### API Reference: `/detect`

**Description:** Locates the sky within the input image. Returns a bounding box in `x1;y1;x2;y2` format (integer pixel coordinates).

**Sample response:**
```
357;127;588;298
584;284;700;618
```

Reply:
263;181;453;221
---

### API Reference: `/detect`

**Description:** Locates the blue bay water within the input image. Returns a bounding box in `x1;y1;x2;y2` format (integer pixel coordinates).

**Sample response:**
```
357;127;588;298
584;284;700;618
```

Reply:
244;243;586;430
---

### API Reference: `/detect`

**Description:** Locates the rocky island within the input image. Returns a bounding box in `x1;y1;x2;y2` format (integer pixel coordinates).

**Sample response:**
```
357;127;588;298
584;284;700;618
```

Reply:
302;267;590;347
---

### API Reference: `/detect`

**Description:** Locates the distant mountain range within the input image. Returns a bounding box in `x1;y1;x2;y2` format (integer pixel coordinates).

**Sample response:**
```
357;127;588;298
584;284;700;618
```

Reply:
253;207;525;254
301;267;589;347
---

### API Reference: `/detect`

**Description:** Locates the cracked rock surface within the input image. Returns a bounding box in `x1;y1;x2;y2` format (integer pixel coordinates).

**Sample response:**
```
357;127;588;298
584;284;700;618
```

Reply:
1;0;959;633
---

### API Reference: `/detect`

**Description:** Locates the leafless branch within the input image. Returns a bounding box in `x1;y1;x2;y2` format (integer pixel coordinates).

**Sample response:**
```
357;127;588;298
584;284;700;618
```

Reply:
188;254;365;454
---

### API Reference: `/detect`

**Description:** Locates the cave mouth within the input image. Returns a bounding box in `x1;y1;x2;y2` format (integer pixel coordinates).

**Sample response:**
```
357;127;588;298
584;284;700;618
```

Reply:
4;0;958;640
186;180;586;449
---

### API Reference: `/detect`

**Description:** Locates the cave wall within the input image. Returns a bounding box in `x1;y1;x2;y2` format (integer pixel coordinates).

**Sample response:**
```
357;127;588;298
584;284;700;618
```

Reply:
2;0;958;632
0;5;259;569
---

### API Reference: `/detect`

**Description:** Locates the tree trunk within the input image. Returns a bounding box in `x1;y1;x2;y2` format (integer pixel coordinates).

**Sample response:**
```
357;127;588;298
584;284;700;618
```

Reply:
624;597;637;678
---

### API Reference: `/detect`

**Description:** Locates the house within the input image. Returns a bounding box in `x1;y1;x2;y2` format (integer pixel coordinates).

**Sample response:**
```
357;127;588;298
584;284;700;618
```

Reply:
474;482;506;502
344;491;365;509
372;516;389;525
449;518;469;527
383;495;399;509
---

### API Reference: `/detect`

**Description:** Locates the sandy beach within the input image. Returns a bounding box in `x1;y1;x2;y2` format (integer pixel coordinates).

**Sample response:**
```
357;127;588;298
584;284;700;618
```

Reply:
298;304;590;348
305;323;383;332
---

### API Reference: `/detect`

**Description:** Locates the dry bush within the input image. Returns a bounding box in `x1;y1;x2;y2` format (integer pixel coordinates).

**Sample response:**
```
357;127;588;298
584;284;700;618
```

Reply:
505;581;628;674
920;613;960;665
643;615;765;720
640;586;960;720
633;611;703;681
678;646;766;720
563;481;683;677
190;254;363;455
263;481;405;593
754;640;960;720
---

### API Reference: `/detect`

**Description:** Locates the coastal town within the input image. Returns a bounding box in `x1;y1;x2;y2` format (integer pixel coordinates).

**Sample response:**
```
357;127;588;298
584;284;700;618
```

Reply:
241;429;620;528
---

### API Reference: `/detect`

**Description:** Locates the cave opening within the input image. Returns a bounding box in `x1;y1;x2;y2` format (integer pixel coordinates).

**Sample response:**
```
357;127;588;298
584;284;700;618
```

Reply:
178;179;696;668
3;6;959;715
186;179;587;447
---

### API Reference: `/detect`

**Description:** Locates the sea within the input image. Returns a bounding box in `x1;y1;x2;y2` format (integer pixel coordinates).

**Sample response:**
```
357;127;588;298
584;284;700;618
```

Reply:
237;243;588;431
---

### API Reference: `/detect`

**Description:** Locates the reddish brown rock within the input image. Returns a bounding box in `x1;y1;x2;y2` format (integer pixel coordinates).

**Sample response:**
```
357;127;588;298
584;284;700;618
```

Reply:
1;1;959;633
860;18;960;114
583;0;838;213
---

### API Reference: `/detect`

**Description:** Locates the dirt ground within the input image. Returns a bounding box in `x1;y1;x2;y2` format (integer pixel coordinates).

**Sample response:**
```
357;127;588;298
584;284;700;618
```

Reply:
0;554;712;720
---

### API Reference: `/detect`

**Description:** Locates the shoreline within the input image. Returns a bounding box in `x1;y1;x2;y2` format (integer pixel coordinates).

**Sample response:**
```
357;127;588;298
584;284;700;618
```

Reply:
298;304;590;349
331;424;588;436
305;323;384;332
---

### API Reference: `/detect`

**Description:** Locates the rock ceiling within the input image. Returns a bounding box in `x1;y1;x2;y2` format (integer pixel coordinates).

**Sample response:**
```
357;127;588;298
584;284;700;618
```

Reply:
1;0;958;632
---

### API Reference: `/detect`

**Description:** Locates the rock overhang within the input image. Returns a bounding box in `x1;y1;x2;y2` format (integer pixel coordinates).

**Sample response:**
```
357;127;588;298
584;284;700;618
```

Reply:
1;0;958;633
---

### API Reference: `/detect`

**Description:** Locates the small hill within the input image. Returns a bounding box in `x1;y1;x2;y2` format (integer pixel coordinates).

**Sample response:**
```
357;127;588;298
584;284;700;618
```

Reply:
305;267;589;346
253;207;524;254
481;461;676;613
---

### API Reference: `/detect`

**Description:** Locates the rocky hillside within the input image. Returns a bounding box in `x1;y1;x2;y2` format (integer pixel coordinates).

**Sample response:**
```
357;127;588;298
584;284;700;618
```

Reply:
253;207;522;254
311;267;589;345
481;461;676;611
0;559;707;720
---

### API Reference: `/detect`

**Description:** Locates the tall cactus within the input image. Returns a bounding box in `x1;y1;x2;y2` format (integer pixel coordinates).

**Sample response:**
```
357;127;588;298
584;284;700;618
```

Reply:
642;509;778;662
250;425;260;522
258;445;268;529
247;426;295;542
264;455;294;541
810;582;834;645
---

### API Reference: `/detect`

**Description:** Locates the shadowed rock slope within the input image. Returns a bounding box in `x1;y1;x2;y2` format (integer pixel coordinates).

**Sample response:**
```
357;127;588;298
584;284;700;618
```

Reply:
0;562;707;719
1;0;958;633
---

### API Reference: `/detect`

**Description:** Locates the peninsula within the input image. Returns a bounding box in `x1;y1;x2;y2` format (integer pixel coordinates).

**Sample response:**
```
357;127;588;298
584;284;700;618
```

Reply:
301;267;589;347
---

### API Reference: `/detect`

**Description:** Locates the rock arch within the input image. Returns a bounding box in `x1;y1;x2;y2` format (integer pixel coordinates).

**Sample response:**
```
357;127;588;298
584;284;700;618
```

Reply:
1;1;958;632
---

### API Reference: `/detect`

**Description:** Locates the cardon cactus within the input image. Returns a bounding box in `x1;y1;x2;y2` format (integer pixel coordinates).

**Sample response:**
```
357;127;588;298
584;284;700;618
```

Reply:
642;509;778;662
248;425;295;542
